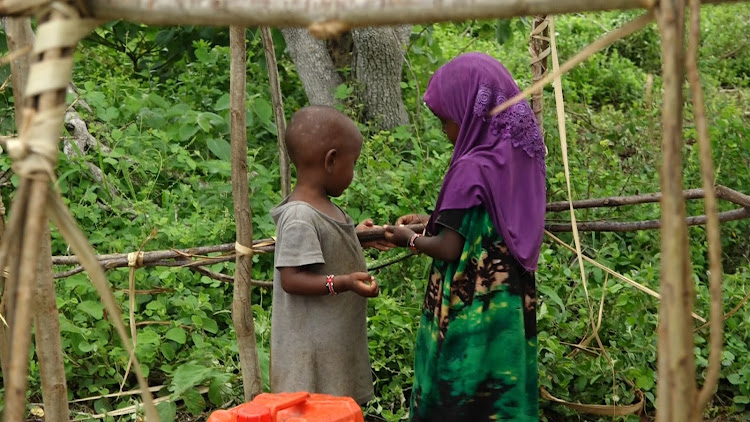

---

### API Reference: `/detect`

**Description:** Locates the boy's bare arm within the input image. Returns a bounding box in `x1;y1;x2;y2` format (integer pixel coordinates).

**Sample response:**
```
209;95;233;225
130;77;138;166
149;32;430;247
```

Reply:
279;267;379;297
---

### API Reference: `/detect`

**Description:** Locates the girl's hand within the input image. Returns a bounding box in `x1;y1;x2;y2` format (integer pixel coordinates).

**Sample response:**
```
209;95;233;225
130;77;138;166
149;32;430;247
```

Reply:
396;213;430;226
341;272;379;298
356;219;395;251
384;225;417;248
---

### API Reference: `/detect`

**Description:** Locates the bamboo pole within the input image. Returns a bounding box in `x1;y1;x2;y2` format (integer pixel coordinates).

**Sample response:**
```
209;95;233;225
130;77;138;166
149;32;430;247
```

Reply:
17;0;731;30
655;0;698;421
260;27;292;198
229;26;263;400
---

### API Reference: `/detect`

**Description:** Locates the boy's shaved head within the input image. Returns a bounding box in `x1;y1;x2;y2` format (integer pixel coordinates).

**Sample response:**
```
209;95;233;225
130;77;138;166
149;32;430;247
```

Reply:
285;105;363;167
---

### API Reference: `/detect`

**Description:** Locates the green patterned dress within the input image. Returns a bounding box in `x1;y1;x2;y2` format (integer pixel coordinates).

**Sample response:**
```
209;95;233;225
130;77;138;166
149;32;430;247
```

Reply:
409;207;538;421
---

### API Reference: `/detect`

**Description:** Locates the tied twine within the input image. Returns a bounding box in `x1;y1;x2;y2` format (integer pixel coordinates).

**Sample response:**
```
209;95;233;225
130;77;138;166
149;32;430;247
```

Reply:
127;251;144;268
235;242;254;257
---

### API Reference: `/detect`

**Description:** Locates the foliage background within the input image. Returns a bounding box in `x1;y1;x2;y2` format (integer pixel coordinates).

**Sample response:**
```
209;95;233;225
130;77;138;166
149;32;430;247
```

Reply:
0;4;748;421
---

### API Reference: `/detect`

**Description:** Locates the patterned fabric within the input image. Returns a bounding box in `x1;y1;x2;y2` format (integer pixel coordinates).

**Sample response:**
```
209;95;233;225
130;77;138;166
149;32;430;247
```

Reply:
410;207;538;422
472;82;547;174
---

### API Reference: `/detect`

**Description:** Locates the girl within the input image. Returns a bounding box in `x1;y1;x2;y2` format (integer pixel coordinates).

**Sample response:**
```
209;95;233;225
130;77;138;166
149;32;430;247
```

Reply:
385;52;546;421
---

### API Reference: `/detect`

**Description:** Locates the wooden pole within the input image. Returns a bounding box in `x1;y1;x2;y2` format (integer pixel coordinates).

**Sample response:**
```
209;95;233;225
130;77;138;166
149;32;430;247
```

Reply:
529;15;550;134
4;17;70;422
0;0;728;30
655;0;698;421
0;14;34;389
229;26;263;400
260;27;292;197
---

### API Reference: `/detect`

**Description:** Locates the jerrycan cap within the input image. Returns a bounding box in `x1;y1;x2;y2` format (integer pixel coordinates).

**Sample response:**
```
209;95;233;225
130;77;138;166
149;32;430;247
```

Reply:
236;403;271;422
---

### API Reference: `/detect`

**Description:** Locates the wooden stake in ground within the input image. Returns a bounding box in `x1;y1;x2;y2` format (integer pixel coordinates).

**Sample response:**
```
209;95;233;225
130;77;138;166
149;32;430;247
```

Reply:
3;18;70;422
529;15;550;135
655;1;698;421
260;27;292;197
229;26;263;400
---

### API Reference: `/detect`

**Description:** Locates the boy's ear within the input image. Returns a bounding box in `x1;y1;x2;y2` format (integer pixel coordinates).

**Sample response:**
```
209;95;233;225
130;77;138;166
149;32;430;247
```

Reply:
324;149;337;173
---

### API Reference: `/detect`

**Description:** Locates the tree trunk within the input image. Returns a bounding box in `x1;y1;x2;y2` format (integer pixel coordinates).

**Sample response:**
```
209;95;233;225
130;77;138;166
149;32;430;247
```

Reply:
281;28;342;106
352;25;410;129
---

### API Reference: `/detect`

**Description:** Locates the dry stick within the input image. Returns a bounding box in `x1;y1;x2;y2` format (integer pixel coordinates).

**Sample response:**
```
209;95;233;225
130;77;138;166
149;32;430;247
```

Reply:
490;12;653;117
5;181;47;422
655;1;697;420
230;25;263;400
545;186;745;212
260;27;291;198
545;208;750;232
545;231;706;323
549;18;619;415
695;289;750;332
34;224;70;422
688;0;723;413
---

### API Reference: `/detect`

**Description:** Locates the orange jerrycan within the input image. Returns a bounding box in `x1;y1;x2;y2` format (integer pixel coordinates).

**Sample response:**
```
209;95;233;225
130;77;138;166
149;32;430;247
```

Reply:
206;391;364;422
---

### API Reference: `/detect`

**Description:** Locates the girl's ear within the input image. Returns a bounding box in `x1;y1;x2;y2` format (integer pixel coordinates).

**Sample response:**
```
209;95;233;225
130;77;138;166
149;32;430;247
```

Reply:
324;149;337;173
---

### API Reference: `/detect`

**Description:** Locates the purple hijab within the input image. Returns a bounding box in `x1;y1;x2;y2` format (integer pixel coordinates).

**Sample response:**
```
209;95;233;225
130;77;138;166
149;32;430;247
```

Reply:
424;52;547;271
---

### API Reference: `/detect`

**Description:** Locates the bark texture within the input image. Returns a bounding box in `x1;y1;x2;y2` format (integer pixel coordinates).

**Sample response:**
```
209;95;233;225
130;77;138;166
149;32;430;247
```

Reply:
281;27;342;106
352;25;410;129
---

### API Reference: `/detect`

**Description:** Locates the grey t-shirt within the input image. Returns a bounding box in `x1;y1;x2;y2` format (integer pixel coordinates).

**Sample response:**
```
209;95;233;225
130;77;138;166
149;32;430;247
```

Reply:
270;200;374;404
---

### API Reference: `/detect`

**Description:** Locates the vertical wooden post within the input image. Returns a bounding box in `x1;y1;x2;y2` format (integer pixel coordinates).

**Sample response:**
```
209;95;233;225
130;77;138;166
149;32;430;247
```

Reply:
655;1;698;421
529;15;550;135
260;27;292;198
3;19;70;422
230;26;263;400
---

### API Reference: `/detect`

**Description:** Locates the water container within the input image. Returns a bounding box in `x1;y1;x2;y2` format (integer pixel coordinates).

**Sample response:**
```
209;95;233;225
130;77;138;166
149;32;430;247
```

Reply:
206;391;364;422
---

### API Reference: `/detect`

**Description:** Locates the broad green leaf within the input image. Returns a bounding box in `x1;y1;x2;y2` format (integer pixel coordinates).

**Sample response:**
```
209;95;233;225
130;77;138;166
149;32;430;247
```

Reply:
156;401;177;422
206;138;232;161
172;364;210;397
166;327;187;344
252;97;273;124
137;330;161;345
734;395;750;405
183;388;206;415
160;342;176;361
78;301;103;320
214;93;231;111
202;317;219;334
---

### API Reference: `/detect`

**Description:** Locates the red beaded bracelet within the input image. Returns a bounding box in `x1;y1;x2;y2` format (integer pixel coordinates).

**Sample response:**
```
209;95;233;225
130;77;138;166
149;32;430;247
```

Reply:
325;274;337;295
408;233;423;252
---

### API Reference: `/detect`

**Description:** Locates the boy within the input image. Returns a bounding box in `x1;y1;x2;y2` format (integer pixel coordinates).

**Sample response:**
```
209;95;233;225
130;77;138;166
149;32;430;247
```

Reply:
270;105;385;405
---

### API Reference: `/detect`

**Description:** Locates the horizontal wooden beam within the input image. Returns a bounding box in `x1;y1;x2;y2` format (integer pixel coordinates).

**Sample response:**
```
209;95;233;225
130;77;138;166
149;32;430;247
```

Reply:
0;0;735;30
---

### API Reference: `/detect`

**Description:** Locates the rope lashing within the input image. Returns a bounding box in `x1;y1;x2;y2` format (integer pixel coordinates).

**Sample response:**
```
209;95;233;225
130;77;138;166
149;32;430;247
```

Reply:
127;251;144;268
235;242;255;257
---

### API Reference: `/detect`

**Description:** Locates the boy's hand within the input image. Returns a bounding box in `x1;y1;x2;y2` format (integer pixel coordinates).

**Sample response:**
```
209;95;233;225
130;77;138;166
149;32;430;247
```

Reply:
384;224;417;248
396;213;430;226
357;219;395;251
342;272;379;298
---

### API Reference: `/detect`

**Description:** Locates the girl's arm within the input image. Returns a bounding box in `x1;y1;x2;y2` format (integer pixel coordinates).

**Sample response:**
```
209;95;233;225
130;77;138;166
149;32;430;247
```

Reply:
384;224;464;262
